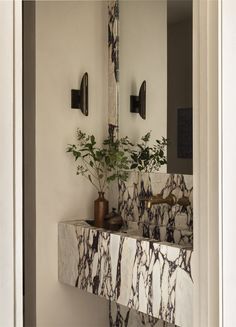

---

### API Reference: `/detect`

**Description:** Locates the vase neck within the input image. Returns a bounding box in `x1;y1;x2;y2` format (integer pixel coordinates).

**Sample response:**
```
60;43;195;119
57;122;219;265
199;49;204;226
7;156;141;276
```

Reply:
98;192;105;199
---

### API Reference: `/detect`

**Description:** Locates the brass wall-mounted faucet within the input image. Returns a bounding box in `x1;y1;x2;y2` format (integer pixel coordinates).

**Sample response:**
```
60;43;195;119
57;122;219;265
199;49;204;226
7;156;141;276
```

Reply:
140;193;176;209
140;194;190;209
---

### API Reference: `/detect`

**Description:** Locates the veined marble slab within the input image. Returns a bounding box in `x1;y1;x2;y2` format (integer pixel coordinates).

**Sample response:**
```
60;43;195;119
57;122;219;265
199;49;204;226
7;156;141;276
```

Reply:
58;220;193;327
116;173;193;246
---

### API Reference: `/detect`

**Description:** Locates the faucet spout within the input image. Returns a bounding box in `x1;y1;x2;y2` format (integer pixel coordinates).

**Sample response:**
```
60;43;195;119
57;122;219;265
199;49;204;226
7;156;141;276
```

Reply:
140;193;177;209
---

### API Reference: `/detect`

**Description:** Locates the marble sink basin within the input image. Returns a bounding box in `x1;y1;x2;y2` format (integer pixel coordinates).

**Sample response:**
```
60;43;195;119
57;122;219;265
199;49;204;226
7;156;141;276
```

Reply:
58;220;193;327
86;219;193;250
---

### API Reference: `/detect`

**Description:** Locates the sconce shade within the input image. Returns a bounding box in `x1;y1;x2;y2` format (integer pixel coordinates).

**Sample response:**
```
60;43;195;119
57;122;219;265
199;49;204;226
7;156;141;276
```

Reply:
130;80;146;120
71;72;88;116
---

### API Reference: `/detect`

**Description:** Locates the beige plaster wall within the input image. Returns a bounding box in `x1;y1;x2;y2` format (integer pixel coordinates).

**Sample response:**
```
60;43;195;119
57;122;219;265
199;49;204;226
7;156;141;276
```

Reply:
36;2;109;326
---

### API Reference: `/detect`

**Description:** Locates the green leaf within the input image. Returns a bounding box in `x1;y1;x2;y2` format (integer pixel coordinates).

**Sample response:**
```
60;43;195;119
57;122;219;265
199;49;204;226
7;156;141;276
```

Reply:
91;135;96;145
107;174;117;182
137;144;144;150
131;163;138;169
141;131;151;142
72;150;81;160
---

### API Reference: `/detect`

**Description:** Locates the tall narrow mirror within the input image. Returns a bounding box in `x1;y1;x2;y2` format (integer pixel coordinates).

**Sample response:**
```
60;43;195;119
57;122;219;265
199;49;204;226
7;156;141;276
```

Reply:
118;0;193;174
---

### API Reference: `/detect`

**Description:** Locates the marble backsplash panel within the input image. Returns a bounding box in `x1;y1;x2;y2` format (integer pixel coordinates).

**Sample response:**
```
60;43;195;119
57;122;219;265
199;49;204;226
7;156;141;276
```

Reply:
116;172;193;246
108;172;193;326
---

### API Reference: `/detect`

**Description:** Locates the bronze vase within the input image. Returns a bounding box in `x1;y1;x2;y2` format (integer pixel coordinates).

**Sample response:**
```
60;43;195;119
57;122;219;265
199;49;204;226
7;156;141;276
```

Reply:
94;192;109;228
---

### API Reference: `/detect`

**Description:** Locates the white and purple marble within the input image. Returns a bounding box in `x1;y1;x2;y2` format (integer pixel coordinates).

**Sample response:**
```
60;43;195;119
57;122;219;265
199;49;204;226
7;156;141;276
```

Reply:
58;220;193;327
115;172;193;246
108;0;119;127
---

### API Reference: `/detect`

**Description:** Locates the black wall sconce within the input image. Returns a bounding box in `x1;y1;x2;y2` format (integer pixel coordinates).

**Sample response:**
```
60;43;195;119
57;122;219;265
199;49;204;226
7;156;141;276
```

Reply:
130;80;146;120
71;72;88;116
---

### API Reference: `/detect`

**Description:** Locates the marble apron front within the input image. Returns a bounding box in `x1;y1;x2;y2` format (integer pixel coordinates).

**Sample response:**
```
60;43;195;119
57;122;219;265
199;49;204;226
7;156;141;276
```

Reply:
58;220;193;327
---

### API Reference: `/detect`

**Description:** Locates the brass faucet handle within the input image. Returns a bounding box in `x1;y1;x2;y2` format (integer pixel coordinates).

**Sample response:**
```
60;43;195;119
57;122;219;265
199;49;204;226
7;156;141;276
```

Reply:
165;193;177;206
177;196;191;207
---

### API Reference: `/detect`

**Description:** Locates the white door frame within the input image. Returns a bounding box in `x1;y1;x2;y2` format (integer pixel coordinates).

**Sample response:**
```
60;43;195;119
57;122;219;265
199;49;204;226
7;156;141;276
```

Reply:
193;0;221;326
222;0;236;326
0;1;23;326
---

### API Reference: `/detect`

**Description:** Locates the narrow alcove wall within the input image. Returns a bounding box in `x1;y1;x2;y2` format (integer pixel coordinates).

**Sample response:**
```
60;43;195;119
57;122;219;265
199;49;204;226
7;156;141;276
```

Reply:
24;1;110;326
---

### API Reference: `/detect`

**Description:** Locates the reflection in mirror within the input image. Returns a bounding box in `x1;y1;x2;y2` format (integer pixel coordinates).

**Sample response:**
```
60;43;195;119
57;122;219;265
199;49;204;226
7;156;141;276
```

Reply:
167;0;192;174
119;0;192;174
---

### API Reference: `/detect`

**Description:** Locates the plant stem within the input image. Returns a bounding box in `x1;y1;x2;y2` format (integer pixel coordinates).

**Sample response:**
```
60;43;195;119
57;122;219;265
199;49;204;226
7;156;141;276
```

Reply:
81;158;101;191
83;175;100;192
82;157;99;181
93;159;104;192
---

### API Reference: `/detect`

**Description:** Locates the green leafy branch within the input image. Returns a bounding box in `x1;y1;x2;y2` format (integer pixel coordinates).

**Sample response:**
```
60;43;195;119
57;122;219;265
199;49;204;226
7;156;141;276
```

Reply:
129;131;168;173
67;129;168;192
67;129;131;193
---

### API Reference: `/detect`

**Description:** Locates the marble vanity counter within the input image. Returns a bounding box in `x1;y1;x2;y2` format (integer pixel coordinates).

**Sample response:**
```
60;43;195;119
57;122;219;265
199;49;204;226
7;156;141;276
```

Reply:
58;220;193;327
